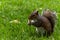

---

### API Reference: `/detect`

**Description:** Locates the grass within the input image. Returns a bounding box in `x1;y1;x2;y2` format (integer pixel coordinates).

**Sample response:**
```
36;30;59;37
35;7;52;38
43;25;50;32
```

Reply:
0;0;60;40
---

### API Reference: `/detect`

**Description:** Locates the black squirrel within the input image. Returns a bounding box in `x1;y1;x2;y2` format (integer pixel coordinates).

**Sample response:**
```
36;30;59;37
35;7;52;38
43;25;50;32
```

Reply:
28;9;56;37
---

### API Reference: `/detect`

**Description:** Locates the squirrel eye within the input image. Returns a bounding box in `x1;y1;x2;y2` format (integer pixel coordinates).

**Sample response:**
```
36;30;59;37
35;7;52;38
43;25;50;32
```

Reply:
32;15;35;16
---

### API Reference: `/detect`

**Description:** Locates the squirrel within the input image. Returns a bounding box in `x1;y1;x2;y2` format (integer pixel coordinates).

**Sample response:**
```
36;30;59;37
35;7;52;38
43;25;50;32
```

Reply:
28;9;56;37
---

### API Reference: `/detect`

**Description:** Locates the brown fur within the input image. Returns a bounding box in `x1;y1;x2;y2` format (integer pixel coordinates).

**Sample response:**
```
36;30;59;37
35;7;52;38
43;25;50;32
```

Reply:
42;9;56;32
28;10;56;37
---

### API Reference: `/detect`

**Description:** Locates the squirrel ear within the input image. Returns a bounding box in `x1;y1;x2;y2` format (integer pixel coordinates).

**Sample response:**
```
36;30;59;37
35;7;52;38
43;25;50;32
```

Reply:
35;10;38;15
33;10;39;15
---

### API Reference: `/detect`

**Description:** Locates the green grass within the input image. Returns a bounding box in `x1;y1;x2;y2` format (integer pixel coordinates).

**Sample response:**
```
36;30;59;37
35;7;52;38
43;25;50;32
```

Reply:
0;0;60;40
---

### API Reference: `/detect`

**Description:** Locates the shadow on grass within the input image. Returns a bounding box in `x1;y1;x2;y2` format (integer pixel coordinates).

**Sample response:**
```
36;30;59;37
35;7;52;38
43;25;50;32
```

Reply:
29;31;45;38
29;31;53;38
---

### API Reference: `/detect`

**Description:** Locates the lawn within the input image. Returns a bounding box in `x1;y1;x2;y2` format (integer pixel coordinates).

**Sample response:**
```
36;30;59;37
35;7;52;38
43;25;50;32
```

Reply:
0;0;60;40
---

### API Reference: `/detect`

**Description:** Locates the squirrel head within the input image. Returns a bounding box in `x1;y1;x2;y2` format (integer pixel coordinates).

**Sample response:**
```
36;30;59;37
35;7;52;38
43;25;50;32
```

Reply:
28;10;39;25
28;10;39;20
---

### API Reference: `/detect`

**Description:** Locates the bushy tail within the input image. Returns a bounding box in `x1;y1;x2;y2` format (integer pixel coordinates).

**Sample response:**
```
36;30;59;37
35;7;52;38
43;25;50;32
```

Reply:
42;9;57;32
